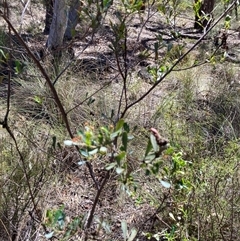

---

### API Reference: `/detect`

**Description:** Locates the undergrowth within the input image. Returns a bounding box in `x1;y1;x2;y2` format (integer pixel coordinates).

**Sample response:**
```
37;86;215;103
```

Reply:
1;0;240;240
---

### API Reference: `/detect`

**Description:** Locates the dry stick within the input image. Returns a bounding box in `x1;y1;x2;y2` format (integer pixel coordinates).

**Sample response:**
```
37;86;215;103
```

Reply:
115;23;128;121
137;8;158;42
20;0;31;29
0;13;99;190
4;78;37;220
123;27;128;113
120;0;239;119
0;219;11;241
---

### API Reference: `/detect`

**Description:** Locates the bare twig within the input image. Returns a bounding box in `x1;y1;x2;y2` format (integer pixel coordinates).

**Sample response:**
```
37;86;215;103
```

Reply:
20;0;31;31
85;171;110;230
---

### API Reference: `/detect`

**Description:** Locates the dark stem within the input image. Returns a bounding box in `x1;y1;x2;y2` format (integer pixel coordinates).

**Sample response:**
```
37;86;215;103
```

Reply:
84;170;110;241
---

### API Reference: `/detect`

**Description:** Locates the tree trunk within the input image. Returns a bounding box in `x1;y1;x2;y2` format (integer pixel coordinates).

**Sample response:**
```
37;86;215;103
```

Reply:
194;0;215;32
64;0;82;40
44;0;81;44
46;0;68;50
43;0;54;34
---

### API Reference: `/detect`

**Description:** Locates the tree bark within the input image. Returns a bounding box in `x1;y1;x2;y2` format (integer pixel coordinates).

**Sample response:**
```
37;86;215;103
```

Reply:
64;0;82;40
43;0;54;34
46;0;68;50
194;0;215;32
44;0;81;46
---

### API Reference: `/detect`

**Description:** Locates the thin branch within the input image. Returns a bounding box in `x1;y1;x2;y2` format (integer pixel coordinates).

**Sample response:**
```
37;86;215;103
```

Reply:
123;26;128;111
115;18;129;121
137;8;158;42
85;170;110;230
20;0;31;29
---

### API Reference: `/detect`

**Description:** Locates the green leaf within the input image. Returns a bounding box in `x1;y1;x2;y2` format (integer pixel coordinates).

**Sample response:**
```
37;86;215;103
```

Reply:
159;65;167;73
151;162;160;174
150;134;159;153
0;49;6;59
78;160;86;166
87;97;95;106
80;149;89;157
115;151;126;162
34;95;42;104
64;140;73;146
115;119;125;131
225;15;231;22
52;136;56;150
88;148;98;156
103;0;112;9
121;220;128;241
84;131;93;146
106;162;117;170
110;130;121;140
46;209;54;224
102;220;111;234
100;127;110;142
54;209;65;228
121;132;128;151
99;146;108;154
169;212;176;221
128;135;134;140
164;146;175;155
144;154;156;163
145;139;153;157
14;60;23;74
123;122;130;132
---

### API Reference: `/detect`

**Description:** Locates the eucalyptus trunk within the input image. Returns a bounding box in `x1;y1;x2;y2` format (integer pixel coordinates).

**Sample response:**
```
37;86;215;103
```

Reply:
46;0;68;50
